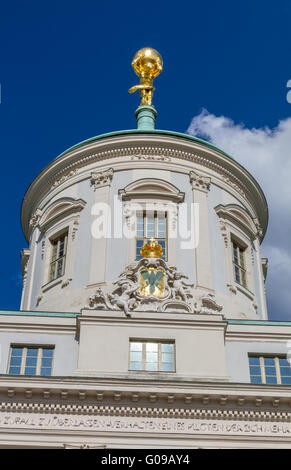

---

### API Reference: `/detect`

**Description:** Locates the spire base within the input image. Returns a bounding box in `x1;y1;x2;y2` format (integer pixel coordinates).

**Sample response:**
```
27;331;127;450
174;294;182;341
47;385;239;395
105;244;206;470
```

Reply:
135;105;157;130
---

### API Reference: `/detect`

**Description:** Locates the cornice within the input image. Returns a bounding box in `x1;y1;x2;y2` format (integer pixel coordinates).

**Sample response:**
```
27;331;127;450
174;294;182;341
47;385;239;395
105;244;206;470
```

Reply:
77;311;227;335
226;329;291;342
1;376;291;415
21;134;268;242
0;315;76;334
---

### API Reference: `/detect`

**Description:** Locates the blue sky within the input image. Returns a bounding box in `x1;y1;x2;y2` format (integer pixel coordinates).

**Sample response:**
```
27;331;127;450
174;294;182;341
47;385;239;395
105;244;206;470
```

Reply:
1;0;291;319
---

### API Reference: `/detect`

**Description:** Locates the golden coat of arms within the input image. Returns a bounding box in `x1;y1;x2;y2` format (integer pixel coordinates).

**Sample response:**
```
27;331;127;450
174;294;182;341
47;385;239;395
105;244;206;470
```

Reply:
139;240;165;297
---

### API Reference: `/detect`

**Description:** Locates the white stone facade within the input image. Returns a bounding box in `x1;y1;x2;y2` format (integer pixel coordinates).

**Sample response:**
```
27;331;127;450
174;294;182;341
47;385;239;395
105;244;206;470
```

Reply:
1;129;291;448
20;132;268;320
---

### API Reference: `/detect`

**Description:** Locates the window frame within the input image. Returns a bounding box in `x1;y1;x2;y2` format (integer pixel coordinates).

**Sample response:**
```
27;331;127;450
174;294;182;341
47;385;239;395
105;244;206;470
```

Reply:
38;198;86;295
119;178;185;267
136;210;168;261
248;354;291;385
129;339;176;373
48;229;68;283
232;238;247;289
215;204;257;300
7;344;55;376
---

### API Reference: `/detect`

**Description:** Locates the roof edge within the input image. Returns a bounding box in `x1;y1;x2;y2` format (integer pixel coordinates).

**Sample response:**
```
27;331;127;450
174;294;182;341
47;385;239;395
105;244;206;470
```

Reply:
54;128;236;162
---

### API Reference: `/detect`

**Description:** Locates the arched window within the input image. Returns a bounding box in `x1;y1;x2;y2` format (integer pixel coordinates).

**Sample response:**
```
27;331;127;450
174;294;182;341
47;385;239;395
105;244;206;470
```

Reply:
38;197;86;291
119;178;184;264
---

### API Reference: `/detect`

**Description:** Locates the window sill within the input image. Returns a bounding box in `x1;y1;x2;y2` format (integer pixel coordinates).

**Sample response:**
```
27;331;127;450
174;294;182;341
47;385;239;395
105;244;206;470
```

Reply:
129;370;176;375
42;277;63;293
235;282;254;300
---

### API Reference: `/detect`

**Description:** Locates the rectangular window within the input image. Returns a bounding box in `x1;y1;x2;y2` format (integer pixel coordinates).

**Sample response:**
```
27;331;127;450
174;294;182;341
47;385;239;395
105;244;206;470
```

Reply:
248;355;291;385
8;346;54;376
129;340;175;372
232;240;247;288
48;231;68;282
136;212;167;260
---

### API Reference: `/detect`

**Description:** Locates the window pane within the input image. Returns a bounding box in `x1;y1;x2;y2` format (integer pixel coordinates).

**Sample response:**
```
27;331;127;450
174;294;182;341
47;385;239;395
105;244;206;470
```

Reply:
11;348;23;357
130;351;142;361
265;366;276;376
10;356;22;366
146;343;158;352
130;362;142;370
146;362;158;371
57;259;63;277
265;376;277;384
234;266;240;282
24;367;36;376
264;358;275;366
161;362;174;372
146;217;155;238
26;348;38;357
161;352;173;363
146;352;158;362
161;343;174;353
279;358;290;367
41;357;52;367
130;342;142;351
280;367;291;376
42;349;53;358
249;366;261;375
157;218;166;238
40;368;52;376
136;240;144;260
136;216;144;238
25;357;37;367
250;375;262;384
9;366;21;375
281;377;291;385
249;357;260;365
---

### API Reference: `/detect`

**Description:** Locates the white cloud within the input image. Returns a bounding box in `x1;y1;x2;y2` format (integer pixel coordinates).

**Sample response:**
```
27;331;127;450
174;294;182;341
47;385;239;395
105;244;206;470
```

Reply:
187;110;291;320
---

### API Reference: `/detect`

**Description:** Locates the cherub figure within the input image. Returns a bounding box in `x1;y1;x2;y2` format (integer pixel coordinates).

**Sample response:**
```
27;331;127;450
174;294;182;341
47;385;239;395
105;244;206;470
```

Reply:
109;280;138;316
168;268;194;303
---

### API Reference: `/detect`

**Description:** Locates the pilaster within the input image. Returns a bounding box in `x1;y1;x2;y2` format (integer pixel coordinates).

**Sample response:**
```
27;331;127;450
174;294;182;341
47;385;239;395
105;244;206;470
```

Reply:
89;168;114;285
189;171;213;293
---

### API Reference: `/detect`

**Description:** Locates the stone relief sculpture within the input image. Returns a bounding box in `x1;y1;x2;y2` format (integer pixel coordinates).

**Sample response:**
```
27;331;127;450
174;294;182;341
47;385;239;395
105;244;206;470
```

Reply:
86;240;224;317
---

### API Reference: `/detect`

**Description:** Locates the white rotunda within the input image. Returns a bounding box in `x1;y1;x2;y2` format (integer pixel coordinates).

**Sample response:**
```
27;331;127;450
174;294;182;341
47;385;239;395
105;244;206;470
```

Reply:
0;48;291;449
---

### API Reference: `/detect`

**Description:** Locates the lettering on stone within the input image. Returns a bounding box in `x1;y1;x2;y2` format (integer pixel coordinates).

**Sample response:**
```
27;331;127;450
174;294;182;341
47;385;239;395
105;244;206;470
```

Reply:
0;413;290;436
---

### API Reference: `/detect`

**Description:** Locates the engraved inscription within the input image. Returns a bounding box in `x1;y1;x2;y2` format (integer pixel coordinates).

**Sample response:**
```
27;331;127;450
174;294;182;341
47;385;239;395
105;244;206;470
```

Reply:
0;413;290;437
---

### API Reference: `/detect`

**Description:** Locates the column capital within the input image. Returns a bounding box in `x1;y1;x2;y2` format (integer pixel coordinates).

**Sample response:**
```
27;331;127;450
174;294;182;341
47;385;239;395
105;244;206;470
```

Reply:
189;170;211;192
91;168;114;191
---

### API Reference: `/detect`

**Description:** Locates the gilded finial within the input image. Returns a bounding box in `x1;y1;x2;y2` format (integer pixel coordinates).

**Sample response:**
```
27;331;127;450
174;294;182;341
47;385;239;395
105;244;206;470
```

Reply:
140;239;163;258
128;47;163;107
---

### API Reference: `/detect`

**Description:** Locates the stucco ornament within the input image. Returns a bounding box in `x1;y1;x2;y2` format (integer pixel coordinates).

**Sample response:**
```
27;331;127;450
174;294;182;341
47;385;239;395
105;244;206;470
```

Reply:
87;240;196;315
29;208;42;229
91;168;114;190
198;293;223;315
